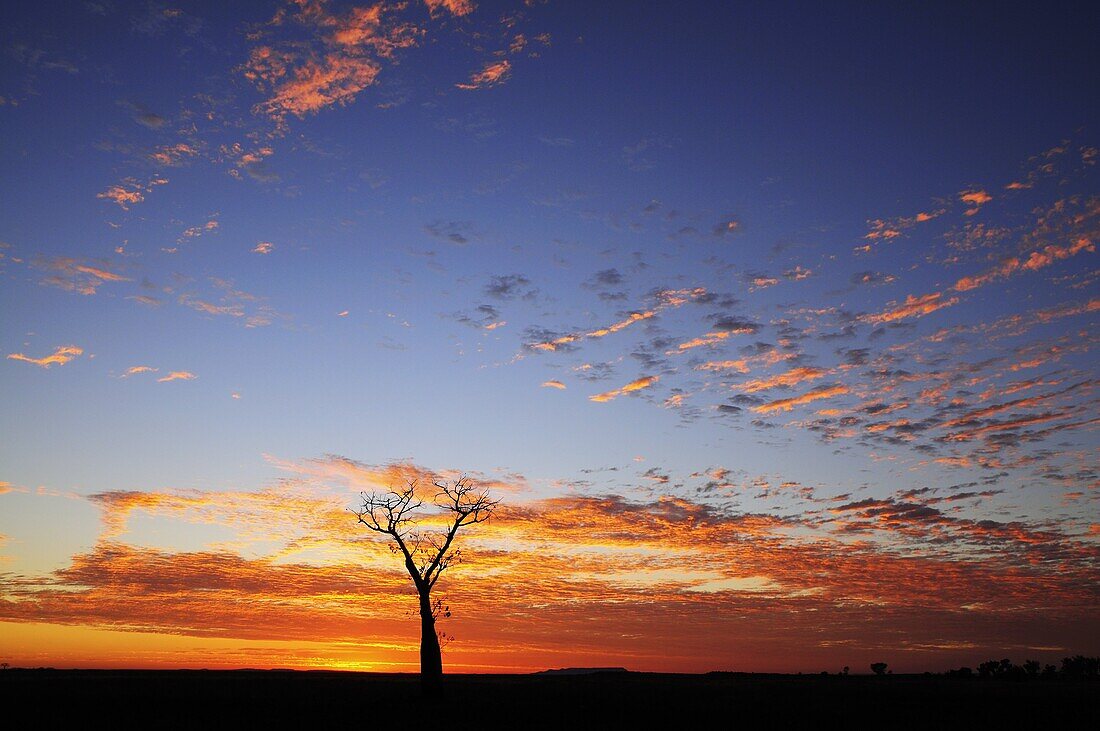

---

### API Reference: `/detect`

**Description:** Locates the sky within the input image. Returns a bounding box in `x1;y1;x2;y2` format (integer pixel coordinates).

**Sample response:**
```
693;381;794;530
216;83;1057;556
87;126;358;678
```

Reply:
0;0;1097;674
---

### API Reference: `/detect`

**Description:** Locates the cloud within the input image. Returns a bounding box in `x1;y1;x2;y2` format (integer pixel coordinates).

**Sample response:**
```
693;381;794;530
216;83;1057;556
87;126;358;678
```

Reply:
959;189;992;216
1;456;1095;672
590;375;659;403
96;177;167;209
529;311;654;352
864;292;958;324
751;384;849;414
33;256;131;295
252;241;275;254
696;349;795;375
149;143;198;167
713;218;741;236
850;271;897;287
121;366;158;378
177;278;280;328
583;268;624;289
7;345;83;368
735;367;829;393
484;274;534;300
864;209;944;242
243;1;422;124
953;237;1095;292
671;332;732;352
541;380;566;389
456;60;511;90
528;288;711;352
157;371;197;383
424;220;477;245
424;0;475;16
257;53;381;119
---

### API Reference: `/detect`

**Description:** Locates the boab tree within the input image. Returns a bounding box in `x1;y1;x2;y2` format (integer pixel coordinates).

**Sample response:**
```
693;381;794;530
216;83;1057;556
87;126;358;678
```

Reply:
354;476;498;689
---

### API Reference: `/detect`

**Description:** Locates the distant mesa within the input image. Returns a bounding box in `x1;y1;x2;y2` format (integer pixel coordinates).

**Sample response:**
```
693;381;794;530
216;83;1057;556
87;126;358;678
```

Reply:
536;667;629;676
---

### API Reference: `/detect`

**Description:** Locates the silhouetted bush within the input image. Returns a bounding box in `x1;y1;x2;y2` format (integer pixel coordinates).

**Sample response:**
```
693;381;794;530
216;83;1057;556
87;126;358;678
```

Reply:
870;662;888;676
1060;656;1100;678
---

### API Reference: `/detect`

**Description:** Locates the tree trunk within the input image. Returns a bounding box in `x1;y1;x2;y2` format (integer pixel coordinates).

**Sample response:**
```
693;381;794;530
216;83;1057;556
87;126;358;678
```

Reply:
418;589;443;693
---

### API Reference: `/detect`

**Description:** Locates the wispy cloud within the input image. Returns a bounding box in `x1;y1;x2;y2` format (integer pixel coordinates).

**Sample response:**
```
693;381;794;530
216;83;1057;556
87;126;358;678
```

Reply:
121;365;158;378
157;371;197;383
953;236;1095;291
33;256;131;295
243;1;421;124
424;0;476;17
7;345;83;368
96;177;168;209
590;375;659;403
735;367;829;393
864;292;958;324
456;60;511;90
752;384;849;414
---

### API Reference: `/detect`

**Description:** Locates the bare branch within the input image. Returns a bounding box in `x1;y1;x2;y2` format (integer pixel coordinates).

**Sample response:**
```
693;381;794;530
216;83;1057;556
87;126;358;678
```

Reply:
353;474;499;683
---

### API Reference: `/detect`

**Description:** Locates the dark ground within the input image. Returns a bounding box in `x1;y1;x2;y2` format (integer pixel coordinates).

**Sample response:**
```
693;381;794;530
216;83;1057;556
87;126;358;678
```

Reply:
1;669;1096;729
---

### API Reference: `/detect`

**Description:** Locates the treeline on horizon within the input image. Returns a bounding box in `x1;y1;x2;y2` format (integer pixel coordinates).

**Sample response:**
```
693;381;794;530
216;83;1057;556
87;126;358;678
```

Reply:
810;655;1100;679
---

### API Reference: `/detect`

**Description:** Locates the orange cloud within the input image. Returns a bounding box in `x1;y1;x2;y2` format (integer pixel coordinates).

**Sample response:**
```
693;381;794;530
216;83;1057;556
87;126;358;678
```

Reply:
2;453;1096;674
33;256;132;295
864;292;958;324
424;0;475;16
751;384;849;414
528;289;712;353
7;345;83;368
696;350;795;374
456;60;511;90
244;2;421;124
959;189;992;216
750;276;779;290
864;209;945;241
541;380;566;389
943;412;1072;441
253;241;275;254
260;55;380;118
590;375;659;403
96;185;144;209
149;143;198;167
671;331;731;352
953;237;1095;291
734;367;828;393
157;371;197;383
122;366;157;378
96;177;167;209
529;311;655;352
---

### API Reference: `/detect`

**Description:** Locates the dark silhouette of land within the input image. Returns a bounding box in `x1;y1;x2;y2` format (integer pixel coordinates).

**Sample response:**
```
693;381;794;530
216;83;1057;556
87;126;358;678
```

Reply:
1;668;1095;729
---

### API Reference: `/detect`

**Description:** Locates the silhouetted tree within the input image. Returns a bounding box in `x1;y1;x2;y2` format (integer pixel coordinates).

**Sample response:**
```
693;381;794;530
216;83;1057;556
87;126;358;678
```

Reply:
870;662;888;676
1060;655;1100;678
354;477;498;692
1023;659;1040;677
